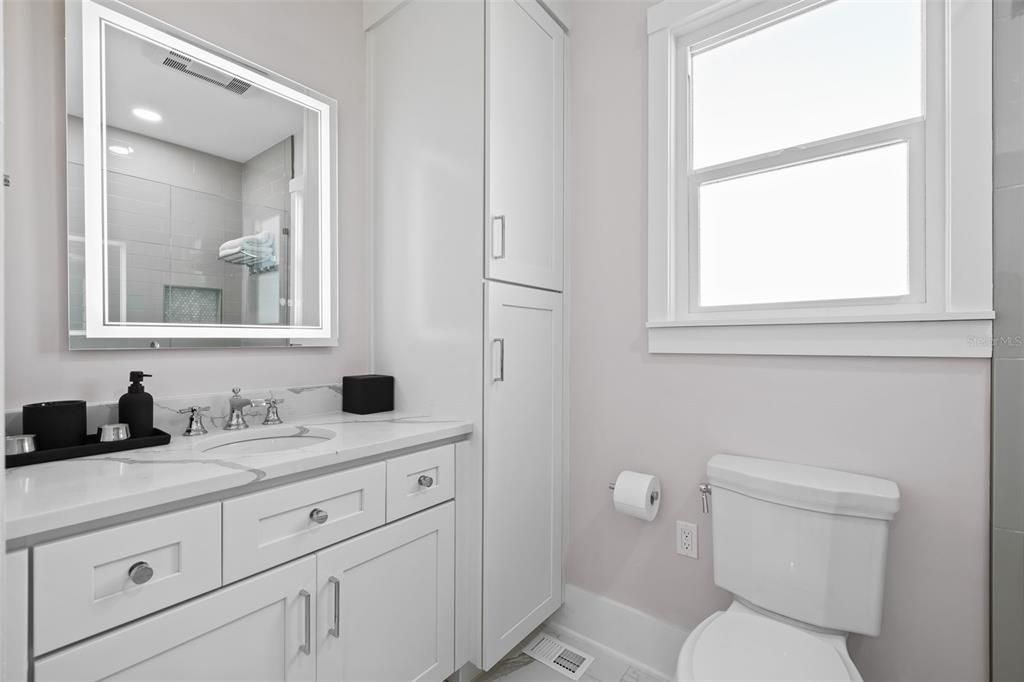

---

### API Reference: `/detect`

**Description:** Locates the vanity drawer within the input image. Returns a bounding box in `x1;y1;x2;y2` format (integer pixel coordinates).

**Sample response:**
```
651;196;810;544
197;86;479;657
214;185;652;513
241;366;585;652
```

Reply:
222;462;386;582
33;504;222;655
386;444;455;522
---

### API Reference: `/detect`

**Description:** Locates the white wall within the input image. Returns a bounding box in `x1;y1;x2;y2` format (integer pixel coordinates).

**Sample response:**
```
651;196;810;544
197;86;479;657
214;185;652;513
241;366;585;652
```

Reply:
4;0;369;405
566;2;990;681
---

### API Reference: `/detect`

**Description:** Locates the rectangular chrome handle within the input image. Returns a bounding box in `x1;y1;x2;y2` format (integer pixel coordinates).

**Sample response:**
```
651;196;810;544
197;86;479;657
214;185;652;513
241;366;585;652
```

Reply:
328;576;341;638
492;338;505;382
299;589;312;655
491;216;506;259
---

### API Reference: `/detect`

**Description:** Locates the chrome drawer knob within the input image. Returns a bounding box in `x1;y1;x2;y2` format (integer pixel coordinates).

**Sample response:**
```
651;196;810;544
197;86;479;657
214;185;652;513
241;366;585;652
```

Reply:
418;475;434;488
128;561;154;585
309;508;329;525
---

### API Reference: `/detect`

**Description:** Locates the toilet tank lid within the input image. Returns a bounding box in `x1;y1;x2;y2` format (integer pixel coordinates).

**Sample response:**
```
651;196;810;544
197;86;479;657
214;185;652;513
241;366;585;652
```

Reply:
707;454;900;520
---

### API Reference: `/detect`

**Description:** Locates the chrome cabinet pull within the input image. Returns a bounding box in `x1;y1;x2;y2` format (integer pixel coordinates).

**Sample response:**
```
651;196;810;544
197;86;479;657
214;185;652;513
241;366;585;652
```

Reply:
309;508;328;525
329;576;341;638
127;561;154;585
492;338;505;383
491;215;506;259
418;474;434;488
299;589;312;655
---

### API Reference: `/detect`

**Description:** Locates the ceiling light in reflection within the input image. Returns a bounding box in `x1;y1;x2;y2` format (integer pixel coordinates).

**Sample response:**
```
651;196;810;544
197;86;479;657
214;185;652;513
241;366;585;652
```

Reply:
131;107;162;123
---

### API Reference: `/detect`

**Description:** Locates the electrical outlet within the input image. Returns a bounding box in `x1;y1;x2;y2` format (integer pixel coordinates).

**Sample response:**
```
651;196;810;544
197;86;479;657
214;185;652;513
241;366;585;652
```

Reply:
677;521;698;559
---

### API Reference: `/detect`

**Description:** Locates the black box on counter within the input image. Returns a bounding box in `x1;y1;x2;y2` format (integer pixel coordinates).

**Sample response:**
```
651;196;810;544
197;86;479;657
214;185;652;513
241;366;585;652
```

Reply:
342;375;395;414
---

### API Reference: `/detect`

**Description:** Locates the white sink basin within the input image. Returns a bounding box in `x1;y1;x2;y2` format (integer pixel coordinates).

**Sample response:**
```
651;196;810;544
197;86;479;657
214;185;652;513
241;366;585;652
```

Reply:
201;426;336;455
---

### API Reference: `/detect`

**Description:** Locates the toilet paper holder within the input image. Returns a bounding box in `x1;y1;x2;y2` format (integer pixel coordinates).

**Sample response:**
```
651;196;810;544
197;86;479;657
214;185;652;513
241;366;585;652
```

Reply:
608;481;660;505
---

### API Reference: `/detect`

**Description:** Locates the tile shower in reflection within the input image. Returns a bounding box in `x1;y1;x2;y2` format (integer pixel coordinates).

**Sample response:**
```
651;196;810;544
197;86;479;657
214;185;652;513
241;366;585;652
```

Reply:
66;116;292;332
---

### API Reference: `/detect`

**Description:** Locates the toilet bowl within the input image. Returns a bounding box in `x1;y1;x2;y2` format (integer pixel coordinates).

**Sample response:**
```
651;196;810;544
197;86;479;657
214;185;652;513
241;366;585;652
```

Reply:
676;601;860;682
676;454;900;682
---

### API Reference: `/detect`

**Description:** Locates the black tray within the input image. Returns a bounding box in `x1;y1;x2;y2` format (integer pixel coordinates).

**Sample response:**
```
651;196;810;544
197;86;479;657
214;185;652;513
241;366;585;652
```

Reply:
5;428;173;468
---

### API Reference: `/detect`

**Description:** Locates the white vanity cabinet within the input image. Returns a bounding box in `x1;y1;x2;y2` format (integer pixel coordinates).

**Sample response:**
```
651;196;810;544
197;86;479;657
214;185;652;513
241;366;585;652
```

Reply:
486;0;565;292
15;443;461;682
35;556;318;682
316;502;455;682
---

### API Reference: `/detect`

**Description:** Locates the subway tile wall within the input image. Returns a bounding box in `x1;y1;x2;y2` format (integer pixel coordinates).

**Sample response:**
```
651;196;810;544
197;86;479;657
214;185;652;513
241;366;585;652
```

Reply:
993;1;1024;679
66;116;290;331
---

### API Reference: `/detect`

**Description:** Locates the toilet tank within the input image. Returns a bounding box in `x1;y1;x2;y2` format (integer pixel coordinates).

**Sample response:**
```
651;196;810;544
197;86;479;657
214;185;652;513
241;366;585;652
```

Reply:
707;454;900;637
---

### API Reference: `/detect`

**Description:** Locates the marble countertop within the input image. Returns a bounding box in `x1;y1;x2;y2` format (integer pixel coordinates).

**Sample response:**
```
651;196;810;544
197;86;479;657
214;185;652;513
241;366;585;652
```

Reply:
5;412;472;544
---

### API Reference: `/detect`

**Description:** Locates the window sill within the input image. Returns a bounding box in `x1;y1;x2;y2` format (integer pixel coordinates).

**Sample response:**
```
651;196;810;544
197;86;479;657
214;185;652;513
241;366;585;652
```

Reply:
647;314;995;357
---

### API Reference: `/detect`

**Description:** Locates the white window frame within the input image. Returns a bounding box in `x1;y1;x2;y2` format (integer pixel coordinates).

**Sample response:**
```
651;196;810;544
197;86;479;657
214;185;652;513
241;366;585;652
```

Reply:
647;0;993;357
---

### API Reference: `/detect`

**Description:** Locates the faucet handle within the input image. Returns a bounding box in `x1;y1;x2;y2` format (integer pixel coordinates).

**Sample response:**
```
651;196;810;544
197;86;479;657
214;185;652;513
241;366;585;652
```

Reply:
262;397;285;425
178;405;210;437
232;387;242;397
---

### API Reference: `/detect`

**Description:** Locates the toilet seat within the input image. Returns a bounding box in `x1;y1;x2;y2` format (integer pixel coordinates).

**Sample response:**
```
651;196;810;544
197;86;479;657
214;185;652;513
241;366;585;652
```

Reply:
676;606;859;682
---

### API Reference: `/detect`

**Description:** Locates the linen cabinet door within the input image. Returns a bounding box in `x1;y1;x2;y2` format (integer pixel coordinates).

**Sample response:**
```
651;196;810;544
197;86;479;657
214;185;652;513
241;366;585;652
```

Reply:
486;0;565;291
35;557;317;682
316;502;454;682
482;281;563;668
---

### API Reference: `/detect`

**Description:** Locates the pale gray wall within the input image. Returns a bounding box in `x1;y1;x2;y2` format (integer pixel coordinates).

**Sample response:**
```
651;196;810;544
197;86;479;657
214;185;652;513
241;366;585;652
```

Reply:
566;3;990;681
4;0;369;405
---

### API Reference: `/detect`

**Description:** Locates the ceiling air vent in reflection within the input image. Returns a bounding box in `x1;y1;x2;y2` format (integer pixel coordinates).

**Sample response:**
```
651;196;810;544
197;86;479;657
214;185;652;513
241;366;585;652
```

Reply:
161;50;252;95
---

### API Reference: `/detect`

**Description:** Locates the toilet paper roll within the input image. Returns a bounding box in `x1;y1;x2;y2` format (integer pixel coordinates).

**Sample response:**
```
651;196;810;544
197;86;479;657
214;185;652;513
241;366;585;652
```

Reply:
613;470;661;521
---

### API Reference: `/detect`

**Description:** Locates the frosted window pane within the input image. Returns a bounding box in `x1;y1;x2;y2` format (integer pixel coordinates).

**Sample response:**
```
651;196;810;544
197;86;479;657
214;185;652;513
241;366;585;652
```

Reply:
698;144;910;307
691;0;922;169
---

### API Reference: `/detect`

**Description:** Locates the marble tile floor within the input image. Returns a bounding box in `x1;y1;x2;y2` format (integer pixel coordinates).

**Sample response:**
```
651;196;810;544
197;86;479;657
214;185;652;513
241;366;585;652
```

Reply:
477;630;670;682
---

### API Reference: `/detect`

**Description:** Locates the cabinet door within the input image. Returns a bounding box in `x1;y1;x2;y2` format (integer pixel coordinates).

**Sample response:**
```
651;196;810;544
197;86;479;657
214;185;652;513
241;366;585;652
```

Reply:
317;502;454;682
4;551;29;682
483;282;563;667
35;557;317;682
487;0;565;291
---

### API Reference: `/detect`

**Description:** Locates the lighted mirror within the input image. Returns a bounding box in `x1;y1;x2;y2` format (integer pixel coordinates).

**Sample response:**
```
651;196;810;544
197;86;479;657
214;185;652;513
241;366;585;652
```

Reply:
66;0;337;348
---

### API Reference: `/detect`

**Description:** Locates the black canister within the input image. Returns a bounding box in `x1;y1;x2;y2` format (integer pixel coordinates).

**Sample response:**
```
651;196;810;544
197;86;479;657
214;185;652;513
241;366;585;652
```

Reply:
22;400;87;450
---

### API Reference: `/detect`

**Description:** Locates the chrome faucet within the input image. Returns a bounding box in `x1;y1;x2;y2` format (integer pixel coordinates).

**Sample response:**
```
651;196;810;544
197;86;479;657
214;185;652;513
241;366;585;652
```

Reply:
178;405;210;436
225;387;257;430
262;397;285;425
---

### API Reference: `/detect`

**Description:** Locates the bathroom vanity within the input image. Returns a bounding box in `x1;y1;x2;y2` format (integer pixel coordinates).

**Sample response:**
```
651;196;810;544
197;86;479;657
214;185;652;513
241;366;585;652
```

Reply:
3;415;472;681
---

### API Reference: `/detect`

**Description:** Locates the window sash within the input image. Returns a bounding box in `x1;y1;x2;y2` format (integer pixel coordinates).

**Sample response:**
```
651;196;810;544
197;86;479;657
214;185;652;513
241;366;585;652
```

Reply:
686;121;927;314
672;0;931;319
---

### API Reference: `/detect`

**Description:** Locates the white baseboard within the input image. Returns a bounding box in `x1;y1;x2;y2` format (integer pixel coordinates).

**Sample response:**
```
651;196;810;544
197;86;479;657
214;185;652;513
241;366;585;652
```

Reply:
544;584;690;681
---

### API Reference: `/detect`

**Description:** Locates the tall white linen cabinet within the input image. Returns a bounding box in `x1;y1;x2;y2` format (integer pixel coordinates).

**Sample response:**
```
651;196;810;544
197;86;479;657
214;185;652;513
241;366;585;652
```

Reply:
366;0;568;674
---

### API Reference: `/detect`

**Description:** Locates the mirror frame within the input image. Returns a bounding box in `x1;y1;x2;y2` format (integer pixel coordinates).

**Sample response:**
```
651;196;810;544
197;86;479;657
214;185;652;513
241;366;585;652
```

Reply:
78;0;337;341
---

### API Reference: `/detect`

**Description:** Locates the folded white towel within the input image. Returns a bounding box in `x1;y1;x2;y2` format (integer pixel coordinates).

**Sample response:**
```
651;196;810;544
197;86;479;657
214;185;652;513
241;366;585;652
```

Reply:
219;231;274;256
219;244;274;258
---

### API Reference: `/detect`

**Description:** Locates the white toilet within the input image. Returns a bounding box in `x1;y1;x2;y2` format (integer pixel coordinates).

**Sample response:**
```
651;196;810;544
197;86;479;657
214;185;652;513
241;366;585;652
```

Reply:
677;454;900;682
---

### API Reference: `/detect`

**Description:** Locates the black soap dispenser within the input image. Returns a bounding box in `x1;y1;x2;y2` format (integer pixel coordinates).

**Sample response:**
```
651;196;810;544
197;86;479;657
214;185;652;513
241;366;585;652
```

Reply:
118;371;153;438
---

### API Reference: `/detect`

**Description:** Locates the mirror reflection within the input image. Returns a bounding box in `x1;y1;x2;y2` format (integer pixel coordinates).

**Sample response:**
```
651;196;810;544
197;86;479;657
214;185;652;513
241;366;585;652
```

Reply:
66;4;334;347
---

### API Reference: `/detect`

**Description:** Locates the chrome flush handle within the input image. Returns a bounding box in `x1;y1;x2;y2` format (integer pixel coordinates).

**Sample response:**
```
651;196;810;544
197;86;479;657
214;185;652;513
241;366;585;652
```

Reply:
699;483;712;514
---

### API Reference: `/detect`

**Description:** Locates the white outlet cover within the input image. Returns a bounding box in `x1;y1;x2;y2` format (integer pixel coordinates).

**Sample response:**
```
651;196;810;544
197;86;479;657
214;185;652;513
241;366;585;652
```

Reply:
677;520;698;559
